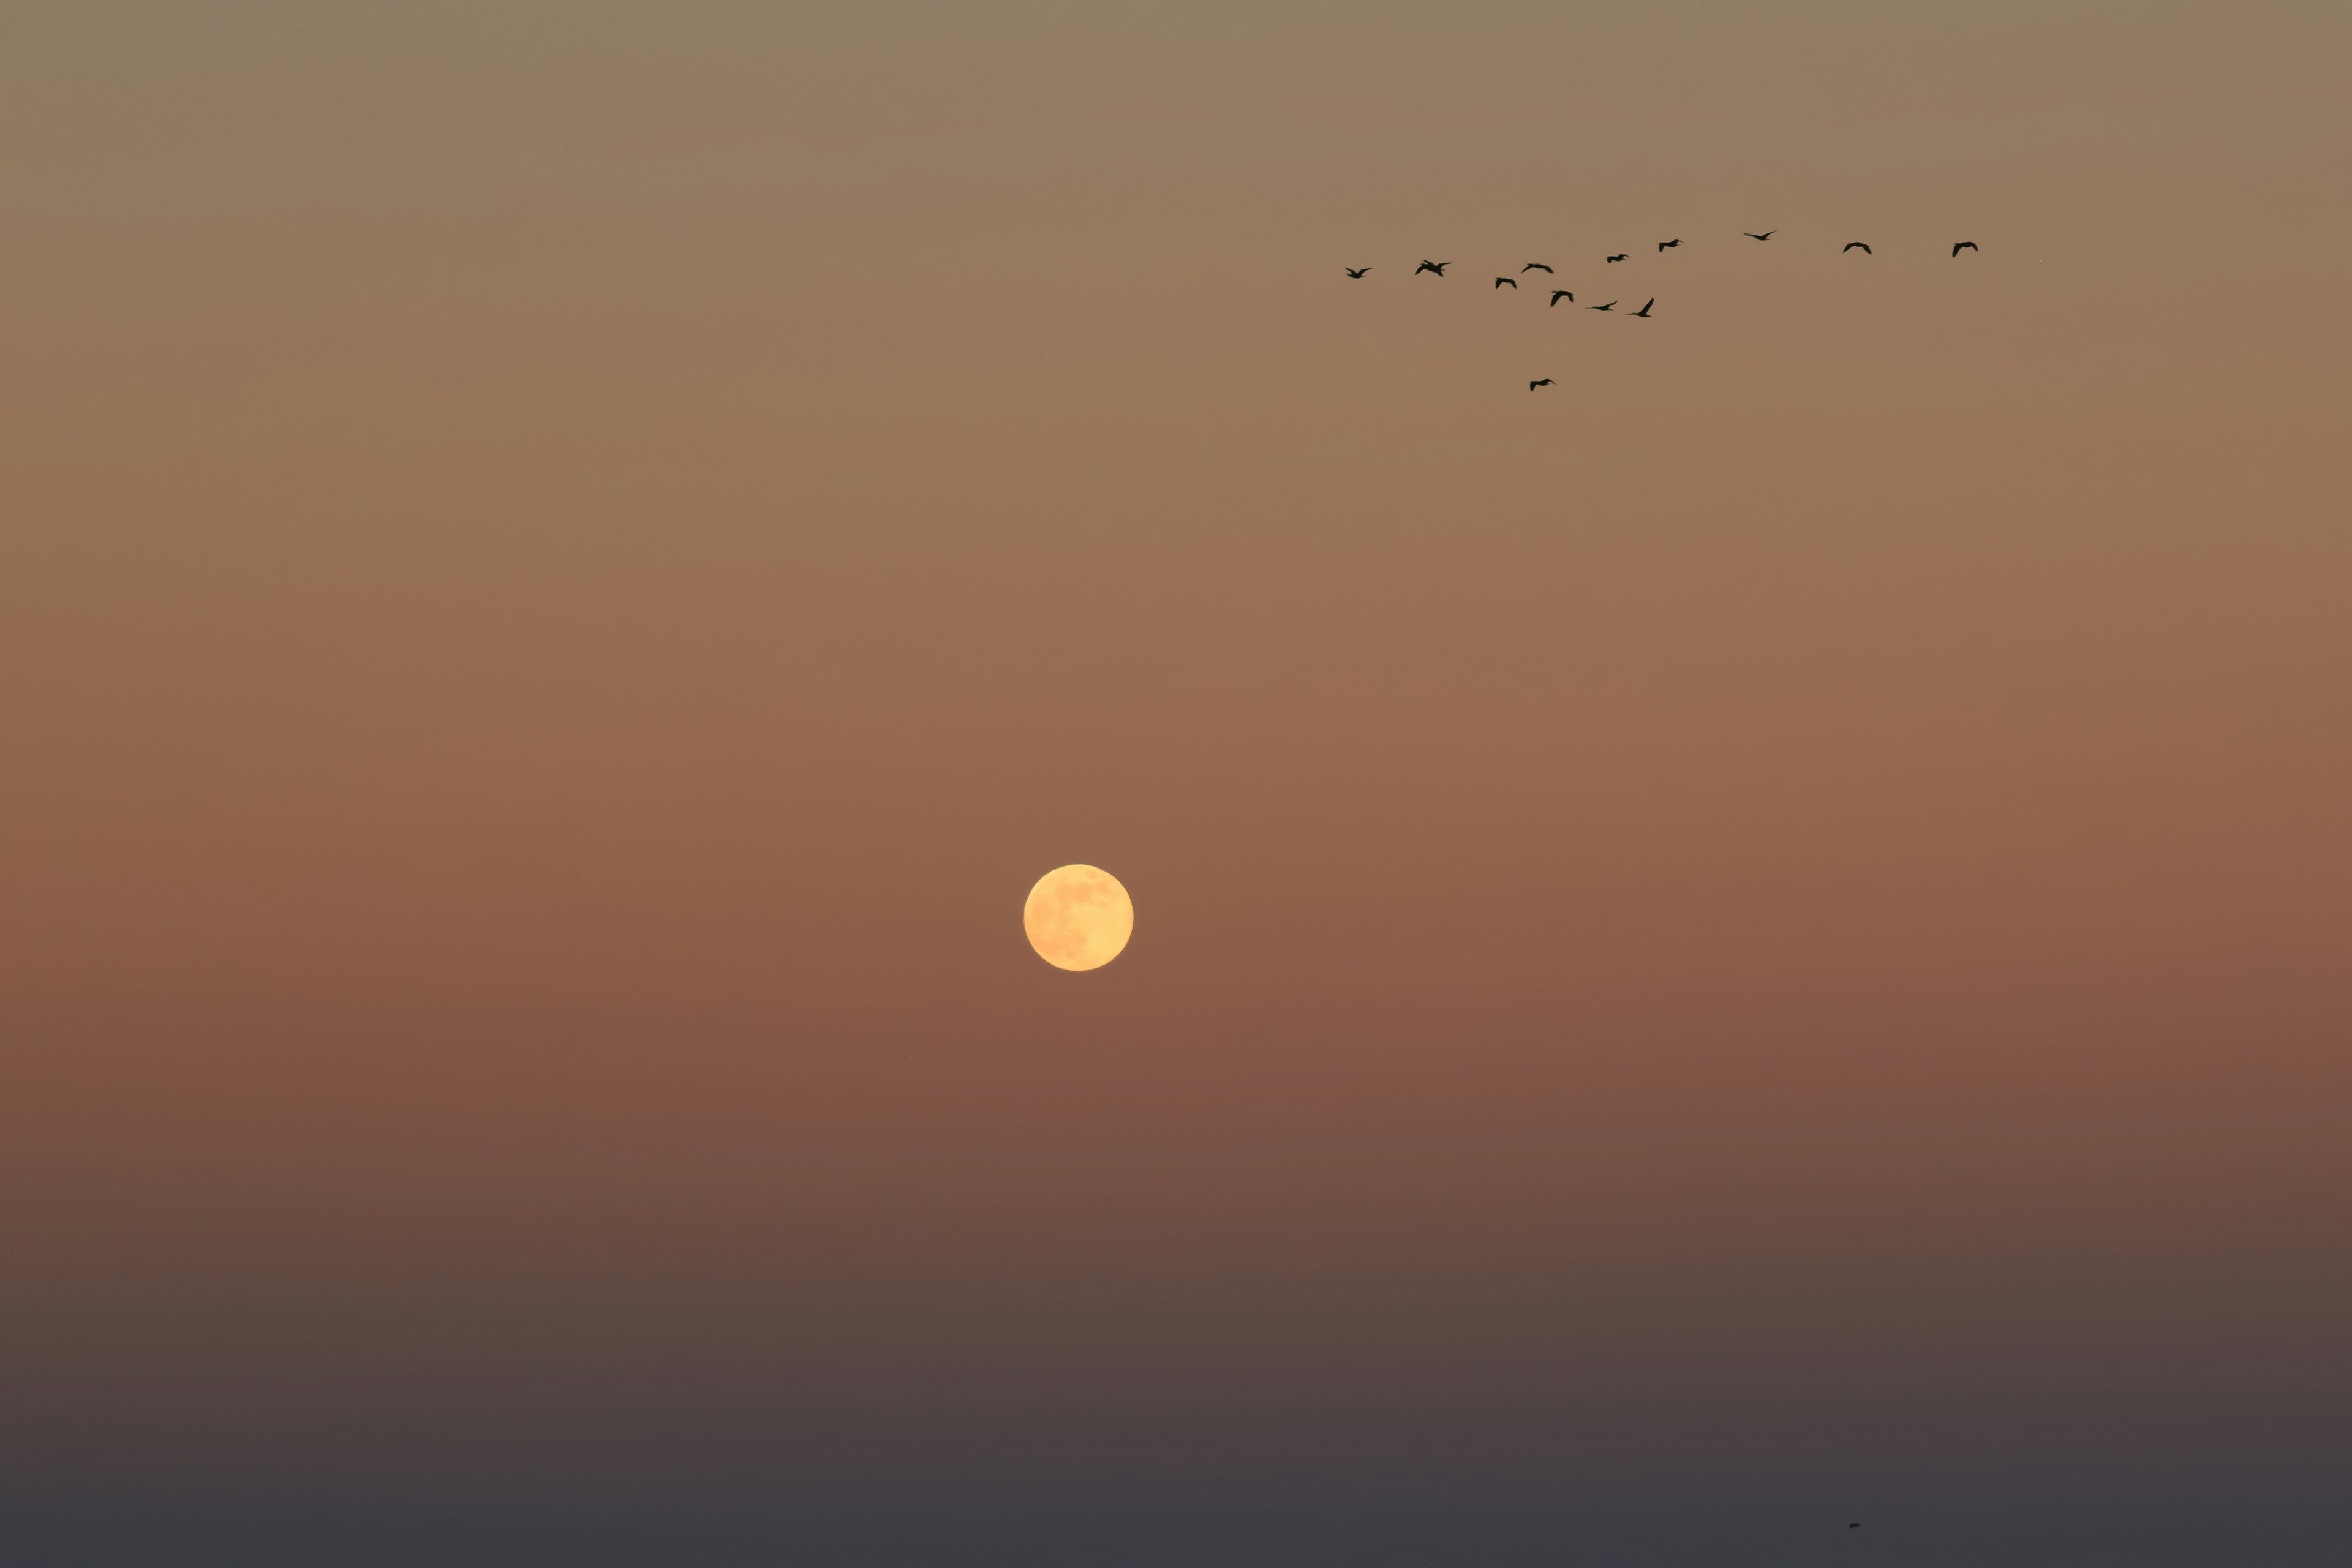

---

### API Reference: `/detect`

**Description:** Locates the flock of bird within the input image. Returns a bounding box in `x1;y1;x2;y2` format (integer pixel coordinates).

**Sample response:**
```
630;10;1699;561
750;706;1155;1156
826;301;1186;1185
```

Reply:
1346;230;1981;388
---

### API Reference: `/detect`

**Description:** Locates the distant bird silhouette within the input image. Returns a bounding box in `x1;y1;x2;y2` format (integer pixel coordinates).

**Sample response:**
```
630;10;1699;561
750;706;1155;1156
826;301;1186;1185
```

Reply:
1849;1523;1862;1530
1631;298;1654;317
1494;276;1517;289
1529;379;1555;391
1606;253;1627;263
1549;290;1574;306
1658;239;1681;251
1844;241;1871;254
1344;266;1371;278
1588;300;1617;311
1521;262;1554;273
1953;241;1979;256
1745;230;1775;241
1415;260;1450;276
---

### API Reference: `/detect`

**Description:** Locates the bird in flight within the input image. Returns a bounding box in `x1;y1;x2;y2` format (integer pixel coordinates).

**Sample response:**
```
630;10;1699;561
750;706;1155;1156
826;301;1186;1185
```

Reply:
1548;290;1574;306
1849;1523;1862;1531
1415;260;1450;276
1521;262;1554;273
1588;300;1617;311
1494;276;1517;289
1344;266;1370;277
1844;241;1872;254
1658;239;1681;251
1745;231;1775;241
1606;253;1627;263
1529;379;1555;391
1631;298;1654;317
1953;241;1979;256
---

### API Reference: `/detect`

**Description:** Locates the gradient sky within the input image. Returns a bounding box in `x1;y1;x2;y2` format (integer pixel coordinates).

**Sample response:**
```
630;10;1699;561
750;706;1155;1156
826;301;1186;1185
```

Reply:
3;3;2350;1564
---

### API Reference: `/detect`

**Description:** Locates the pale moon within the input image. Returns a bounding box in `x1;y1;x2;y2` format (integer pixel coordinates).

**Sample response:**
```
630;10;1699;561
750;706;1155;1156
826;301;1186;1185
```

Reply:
1023;864;1134;971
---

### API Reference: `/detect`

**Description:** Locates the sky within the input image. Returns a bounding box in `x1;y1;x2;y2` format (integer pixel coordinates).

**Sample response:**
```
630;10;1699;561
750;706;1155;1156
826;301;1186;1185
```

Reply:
2;2;2350;1563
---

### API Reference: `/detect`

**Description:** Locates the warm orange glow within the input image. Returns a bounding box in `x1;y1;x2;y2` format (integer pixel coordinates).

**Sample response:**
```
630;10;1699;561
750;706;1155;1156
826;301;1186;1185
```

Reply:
1023;865;1134;971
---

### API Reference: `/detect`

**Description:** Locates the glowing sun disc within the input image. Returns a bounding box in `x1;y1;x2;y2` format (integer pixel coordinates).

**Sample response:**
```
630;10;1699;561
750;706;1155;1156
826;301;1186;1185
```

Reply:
1023;865;1134;971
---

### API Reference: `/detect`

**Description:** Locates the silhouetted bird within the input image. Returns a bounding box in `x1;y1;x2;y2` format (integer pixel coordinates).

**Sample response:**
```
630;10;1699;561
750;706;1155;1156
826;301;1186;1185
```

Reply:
1549;290;1574;306
1494;276;1517;289
1416;260;1450;276
1344;266;1371;278
1745;231;1775;241
1588;300;1617;311
1659;239;1681;251
1849;1523;1862;1530
1606;253;1627;263
1953;241;1979;256
1631;298;1654;317
1529;379;1555;391
1522;262;1555;273
1844;241;1871;254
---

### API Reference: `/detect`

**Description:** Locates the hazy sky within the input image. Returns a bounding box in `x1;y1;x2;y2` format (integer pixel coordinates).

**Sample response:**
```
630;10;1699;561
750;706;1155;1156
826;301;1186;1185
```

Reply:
3;3;2349;1563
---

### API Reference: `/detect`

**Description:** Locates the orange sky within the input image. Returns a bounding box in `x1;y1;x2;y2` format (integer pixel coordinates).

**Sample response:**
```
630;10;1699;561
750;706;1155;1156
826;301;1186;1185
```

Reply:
2;2;2349;1561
